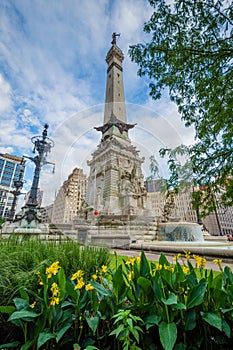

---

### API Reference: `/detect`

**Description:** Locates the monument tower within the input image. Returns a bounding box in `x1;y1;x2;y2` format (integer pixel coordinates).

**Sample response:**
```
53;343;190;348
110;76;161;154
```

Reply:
85;33;147;216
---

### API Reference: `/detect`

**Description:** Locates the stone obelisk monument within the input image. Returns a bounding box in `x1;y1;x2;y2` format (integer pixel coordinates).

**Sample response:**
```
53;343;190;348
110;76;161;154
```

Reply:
77;34;157;247
85;33;147;217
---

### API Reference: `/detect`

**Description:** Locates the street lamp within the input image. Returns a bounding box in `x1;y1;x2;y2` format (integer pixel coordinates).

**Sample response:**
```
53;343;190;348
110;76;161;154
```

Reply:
24;124;55;208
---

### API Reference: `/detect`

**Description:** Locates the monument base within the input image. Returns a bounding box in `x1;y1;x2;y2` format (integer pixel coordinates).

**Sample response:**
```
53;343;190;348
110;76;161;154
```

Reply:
2;207;49;234
73;214;158;248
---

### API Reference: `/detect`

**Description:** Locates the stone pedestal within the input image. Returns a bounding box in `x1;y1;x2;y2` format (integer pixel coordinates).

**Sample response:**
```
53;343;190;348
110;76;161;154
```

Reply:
2;207;49;234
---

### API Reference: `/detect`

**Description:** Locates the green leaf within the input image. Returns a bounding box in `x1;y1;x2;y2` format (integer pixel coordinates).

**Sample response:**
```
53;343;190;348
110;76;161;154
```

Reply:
173;302;186;310
0;341;21;349
185;309;196;331
140;250;150;277
213;273;223;290
0;305;16;314
66;280;78;301
162;293;177;305
58;268;66;300
159;321;177;350
137;276;151;291
152;274;163;301
109;324;124;338
159;253;170;266
222;319;231;338
13;297;29;310
56;323;72;342
130;327;140;343
201;311;222;331
85;315;99;334
9;309;39;321
37;330;56;349
144;314;161;329
186;282;207;309
21;340;35;350
127;317;133;329
90;281;110;296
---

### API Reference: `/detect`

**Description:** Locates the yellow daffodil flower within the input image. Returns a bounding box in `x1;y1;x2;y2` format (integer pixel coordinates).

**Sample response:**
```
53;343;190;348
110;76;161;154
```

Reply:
75;278;85;290
125;257;135;266
101;265;108;273
71;269;84;281
92;274;98;281
85;283;94;291
46;261;61;279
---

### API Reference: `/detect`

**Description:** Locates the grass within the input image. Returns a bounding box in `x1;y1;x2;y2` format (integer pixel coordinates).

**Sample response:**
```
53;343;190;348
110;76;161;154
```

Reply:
0;236;110;306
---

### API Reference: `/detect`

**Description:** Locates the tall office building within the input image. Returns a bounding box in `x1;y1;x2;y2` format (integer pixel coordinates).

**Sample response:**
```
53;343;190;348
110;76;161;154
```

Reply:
52;167;87;224
0;153;25;219
146;179;233;235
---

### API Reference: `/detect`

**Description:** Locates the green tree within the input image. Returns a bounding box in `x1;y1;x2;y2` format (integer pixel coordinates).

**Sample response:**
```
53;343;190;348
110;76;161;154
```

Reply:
129;0;233;215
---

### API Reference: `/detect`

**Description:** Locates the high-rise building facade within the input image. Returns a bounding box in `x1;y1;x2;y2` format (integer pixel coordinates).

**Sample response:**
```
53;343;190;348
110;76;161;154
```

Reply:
0;153;25;219
146;179;233;235
52;168;87;224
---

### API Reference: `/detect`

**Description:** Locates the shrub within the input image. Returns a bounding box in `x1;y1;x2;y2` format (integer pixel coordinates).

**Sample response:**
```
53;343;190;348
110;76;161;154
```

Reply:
1;250;233;349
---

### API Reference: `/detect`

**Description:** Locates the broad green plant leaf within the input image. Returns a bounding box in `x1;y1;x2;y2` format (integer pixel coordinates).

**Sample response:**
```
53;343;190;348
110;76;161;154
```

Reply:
85;315;99;334
37;330;56;348
144;314;161;330
13;298;29;310
159;321;177;350
9;309;39;321
201;311;222;331
222;319;231;338
173;302;186;310
0;342;21;349
112;265;127;300
58;268;66;300
185;309;196;331
159;253;170;266
21;340;35;350
213;273;223;290
161;293;177;305
186;282;207;309
137;276;151;291
90;281;111;296
66;280;78;301
140;250;150;277
56;323;72;342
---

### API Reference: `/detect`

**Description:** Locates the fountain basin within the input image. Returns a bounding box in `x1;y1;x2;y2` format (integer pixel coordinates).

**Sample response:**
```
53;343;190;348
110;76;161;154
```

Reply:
158;222;204;242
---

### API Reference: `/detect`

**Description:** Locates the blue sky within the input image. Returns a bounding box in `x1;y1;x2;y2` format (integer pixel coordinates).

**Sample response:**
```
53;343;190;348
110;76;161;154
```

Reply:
0;0;195;206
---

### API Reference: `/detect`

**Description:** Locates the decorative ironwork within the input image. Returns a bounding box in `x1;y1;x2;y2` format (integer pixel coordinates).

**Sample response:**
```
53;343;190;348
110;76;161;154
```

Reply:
24;124;55;208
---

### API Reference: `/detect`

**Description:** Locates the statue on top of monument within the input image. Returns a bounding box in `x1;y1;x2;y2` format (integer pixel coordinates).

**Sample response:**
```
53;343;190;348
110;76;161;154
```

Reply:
111;32;120;45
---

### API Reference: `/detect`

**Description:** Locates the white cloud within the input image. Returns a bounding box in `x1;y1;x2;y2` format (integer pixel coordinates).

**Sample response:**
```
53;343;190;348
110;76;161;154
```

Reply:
0;73;12;113
0;0;194;207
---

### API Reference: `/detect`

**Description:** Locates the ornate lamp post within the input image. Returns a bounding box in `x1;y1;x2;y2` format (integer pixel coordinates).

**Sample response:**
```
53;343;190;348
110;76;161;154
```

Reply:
24;124;55;208
21;124;55;225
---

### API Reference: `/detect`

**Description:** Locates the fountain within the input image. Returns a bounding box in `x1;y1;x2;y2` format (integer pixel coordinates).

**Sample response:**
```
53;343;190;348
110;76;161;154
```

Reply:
156;191;204;242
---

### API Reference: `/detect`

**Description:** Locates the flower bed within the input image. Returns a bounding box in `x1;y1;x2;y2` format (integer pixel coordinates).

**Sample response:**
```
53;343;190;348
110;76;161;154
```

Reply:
1;249;233;349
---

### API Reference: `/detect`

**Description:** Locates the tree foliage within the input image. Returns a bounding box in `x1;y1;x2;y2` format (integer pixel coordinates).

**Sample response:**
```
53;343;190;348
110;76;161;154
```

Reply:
129;0;233;215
